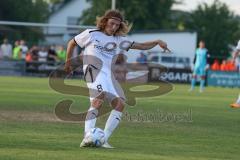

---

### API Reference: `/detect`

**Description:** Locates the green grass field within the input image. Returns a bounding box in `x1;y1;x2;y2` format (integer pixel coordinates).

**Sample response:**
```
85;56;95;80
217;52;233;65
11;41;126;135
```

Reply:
0;76;240;160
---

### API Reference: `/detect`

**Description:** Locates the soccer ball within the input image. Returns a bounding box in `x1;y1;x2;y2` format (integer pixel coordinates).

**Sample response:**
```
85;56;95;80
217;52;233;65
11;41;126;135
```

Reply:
85;127;105;147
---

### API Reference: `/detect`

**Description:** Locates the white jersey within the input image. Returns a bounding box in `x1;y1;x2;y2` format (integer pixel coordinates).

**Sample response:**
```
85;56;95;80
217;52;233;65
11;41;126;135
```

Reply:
74;29;133;73
0;44;12;58
74;29;133;101
236;40;240;50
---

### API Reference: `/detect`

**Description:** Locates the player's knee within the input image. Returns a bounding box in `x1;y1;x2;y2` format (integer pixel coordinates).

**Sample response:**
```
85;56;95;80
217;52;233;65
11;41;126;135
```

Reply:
91;98;104;108
111;98;125;112
91;92;105;108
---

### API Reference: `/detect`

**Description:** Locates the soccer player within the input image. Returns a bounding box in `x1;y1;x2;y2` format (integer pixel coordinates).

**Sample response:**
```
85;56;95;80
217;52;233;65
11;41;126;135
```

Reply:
230;40;240;108
189;40;210;92
64;10;170;148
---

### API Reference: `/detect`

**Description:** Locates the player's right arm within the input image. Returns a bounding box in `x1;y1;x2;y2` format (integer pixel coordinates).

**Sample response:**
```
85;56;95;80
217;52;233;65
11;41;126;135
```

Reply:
64;39;77;73
65;29;91;73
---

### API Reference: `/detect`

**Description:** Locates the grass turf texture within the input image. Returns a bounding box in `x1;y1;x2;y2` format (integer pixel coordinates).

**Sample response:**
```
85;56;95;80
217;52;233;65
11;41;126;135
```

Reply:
0;76;240;160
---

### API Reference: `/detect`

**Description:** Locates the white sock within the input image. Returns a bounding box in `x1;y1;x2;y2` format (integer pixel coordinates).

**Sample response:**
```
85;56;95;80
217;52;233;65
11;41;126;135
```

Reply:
84;106;98;135
104;109;122;142
236;95;240;104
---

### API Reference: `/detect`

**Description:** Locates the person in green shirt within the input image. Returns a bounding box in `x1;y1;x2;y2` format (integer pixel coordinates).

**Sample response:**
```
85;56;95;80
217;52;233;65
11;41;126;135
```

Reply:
56;45;66;61
13;40;22;60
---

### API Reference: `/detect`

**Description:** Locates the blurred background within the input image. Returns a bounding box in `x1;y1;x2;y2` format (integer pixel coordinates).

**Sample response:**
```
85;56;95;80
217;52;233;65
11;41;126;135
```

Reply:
1;1;240;159
0;0;239;86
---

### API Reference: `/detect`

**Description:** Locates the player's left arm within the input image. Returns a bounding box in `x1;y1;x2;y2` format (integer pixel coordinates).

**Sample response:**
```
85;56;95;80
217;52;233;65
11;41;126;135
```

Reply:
130;40;170;52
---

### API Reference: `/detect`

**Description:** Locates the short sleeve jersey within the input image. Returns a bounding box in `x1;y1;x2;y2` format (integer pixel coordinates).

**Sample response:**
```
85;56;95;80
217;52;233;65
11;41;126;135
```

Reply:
74;29;133;73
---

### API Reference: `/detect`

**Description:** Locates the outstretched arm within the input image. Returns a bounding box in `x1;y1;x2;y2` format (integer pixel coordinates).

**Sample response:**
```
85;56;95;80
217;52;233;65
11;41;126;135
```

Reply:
130;40;170;52
64;39;77;73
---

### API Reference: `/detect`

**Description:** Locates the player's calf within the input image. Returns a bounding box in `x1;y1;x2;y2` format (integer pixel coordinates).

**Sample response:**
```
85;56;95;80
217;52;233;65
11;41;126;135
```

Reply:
84;92;105;141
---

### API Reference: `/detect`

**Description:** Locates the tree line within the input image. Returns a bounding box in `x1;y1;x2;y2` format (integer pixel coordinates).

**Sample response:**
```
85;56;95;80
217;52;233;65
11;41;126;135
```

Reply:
0;0;239;60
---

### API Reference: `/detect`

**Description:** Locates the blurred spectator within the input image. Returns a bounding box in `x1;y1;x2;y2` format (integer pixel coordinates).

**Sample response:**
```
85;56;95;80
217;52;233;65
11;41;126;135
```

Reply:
38;47;48;62
136;52;147;64
26;46;39;70
219;60;236;71
56;45;66;61
0;38;13;60
25;52;32;62
211;59;220;70
226;60;236;71
26;46;39;62
12;40;22;60
220;60;228;71
47;47;59;64
19;40;28;59
31;46;39;62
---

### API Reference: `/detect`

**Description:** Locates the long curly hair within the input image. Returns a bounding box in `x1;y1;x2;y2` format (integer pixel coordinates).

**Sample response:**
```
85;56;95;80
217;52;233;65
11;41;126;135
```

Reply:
96;10;132;36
